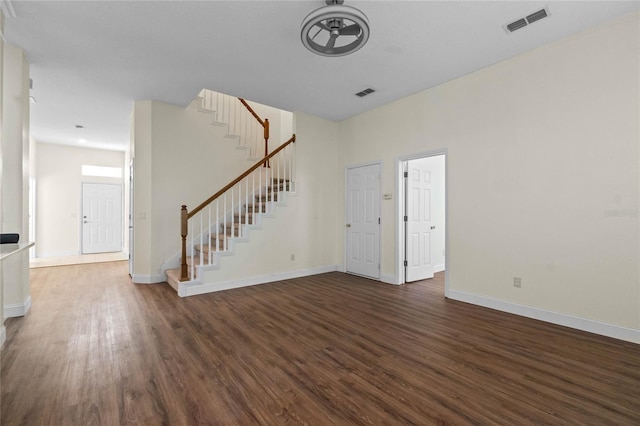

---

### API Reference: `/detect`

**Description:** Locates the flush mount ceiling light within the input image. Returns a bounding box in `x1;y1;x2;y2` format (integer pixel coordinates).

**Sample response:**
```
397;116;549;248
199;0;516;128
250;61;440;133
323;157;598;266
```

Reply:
301;0;370;57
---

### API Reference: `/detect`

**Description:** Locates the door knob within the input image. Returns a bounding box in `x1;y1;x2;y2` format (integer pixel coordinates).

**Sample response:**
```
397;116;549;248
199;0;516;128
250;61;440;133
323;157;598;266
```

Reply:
346;224;351;228
430;226;436;229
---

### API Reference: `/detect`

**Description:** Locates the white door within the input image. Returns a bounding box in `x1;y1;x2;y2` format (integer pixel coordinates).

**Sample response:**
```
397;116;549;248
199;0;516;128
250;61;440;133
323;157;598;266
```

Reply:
346;164;380;279
405;160;434;282
82;183;123;254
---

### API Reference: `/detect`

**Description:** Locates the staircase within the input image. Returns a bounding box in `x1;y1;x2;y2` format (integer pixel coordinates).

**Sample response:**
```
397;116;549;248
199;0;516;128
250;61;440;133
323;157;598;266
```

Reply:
163;89;296;297
195;89;268;161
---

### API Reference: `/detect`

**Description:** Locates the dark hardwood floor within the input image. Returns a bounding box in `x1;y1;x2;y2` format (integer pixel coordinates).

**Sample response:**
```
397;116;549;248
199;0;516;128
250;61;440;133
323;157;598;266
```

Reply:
1;262;638;425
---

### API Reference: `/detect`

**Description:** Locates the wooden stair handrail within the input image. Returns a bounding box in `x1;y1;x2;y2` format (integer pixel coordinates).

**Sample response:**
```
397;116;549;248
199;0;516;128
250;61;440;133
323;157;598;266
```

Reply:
188;134;295;219
239;98;265;127
239;97;270;168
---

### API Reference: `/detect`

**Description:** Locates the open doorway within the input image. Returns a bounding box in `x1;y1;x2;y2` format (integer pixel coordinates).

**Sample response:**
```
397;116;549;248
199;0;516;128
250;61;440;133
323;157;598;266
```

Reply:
397;152;447;293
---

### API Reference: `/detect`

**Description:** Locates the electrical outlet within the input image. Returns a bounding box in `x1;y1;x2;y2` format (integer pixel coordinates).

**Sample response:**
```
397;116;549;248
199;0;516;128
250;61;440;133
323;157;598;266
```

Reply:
513;277;522;288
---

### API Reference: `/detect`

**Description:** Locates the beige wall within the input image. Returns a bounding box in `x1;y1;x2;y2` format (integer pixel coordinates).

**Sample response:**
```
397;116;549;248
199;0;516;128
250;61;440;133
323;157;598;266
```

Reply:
337;13;639;331
35;143;125;257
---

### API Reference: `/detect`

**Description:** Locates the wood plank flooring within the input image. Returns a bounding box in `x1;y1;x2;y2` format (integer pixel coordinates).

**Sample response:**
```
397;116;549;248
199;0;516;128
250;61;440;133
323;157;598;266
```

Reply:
2;262;639;425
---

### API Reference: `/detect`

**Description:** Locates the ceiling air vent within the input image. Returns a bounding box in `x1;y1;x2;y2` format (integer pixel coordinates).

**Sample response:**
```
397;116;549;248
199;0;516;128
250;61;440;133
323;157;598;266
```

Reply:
503;6;550;33
526;8;548;24
356;88;375;97
506;18;527;33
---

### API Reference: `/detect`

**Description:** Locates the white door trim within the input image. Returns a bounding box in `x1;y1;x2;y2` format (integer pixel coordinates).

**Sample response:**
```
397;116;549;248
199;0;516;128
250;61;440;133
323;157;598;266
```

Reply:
344;161;382;280
395;150;449;296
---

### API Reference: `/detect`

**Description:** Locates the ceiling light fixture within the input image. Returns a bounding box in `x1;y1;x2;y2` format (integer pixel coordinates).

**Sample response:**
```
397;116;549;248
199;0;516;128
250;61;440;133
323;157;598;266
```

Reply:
301;0;370;57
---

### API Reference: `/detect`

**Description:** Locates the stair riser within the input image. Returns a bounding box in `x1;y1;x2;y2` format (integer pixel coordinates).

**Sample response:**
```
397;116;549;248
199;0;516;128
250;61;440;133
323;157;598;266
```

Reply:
256;194;277;202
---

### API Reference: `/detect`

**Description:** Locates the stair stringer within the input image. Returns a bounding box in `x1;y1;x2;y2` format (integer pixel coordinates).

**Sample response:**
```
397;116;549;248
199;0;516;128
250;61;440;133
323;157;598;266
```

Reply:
172;192;337;297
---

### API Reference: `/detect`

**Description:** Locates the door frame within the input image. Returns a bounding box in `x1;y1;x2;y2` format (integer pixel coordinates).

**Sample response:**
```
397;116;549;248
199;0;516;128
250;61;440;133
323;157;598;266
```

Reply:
129;159;134;277
344;161;382;279
395;150;449;295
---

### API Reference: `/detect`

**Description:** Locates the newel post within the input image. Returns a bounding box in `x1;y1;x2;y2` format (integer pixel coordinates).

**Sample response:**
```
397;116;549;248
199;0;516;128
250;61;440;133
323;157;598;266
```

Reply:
263;118;270;168
180;205;189;281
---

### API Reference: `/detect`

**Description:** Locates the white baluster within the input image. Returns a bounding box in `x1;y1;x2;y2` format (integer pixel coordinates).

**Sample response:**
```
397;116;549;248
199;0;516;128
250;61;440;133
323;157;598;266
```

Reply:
215;199;219;254
237;182;241;238
199;212;203;268
190;217;194;280
223;193;227;251
259;167;262;214
231;186;235;239
266;167;270;214
250;171;254;222
208;205;212;265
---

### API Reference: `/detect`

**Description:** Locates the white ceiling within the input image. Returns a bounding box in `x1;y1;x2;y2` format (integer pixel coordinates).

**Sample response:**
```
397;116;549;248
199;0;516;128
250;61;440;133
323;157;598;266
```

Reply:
3;0;638;151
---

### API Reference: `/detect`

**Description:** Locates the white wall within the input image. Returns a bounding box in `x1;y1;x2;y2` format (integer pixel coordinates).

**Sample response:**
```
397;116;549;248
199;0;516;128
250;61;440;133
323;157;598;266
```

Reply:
35;143;125;257
336;13;639;335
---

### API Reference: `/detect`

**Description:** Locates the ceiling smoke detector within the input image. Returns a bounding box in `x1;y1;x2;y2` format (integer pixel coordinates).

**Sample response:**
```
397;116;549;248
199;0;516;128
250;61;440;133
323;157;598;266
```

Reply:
301;0;370;57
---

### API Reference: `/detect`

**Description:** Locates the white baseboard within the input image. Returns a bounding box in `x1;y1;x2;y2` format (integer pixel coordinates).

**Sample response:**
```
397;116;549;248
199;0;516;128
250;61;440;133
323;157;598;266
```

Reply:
434;263;445;273
37;250;79;258
182;265;339;297
131;274;166;284
4;295;32;318
380;273;401;285
0;326;6;349
448;290;640;344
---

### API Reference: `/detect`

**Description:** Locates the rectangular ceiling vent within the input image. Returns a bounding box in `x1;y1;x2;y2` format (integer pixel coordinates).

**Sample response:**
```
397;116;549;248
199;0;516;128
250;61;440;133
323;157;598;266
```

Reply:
356;88;375;98
503;6;550;33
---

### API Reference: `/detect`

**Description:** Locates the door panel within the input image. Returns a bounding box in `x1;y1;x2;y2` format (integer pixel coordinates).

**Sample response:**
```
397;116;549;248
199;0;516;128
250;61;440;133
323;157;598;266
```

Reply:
406;162;434;282
346;164;380;279
82;183;123;254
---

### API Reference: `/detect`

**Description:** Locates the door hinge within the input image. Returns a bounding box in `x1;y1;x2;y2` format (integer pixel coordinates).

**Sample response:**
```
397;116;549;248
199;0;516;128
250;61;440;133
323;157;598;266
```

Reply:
378;217;380;225
404;260;408;267
404;215;408;222
404;171;408;178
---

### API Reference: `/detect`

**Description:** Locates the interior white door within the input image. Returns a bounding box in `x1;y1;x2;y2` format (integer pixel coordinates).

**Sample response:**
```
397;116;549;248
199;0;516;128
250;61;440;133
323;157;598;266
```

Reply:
346;164;380;279
82;183;123;254
405;160;435;282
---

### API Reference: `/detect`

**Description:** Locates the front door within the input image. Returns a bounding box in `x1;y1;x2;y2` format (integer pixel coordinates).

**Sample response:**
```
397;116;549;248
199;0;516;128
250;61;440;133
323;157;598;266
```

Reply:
346;164;380;279
405;159;435;282
82;183;123;254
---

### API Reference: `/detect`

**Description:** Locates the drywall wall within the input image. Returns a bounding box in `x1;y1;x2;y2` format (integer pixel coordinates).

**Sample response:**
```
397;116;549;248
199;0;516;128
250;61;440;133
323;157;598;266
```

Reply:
338;12;639;332
35;143;125;257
